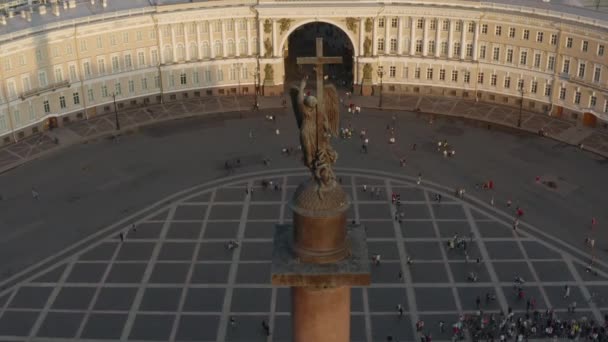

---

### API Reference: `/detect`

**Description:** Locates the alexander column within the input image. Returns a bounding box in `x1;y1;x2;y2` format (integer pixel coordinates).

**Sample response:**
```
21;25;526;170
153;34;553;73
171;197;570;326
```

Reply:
272;38;370;342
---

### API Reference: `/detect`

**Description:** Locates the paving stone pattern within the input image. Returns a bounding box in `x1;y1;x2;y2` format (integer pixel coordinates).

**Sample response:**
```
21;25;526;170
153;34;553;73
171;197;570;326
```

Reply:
0;172;605;342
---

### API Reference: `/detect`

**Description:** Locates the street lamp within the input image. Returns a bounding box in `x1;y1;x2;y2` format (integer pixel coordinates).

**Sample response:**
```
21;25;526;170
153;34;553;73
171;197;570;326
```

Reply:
112;93;120;131
234;62;243;95
252;67;260;111
517;82;525;128
377;66;384;109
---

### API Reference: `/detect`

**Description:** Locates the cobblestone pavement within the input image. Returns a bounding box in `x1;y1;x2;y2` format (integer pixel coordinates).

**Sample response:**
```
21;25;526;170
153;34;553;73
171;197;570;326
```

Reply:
0;170;607;342
1;93;607;175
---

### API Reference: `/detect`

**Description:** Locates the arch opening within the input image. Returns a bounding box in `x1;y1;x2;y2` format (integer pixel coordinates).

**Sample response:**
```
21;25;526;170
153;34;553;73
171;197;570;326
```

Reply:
283;22;354;89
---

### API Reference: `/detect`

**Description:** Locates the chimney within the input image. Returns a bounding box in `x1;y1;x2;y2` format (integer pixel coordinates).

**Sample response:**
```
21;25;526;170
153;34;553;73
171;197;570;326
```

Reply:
39;4;47;15
102;0;108;8
52;3;60;16
68;0;76;9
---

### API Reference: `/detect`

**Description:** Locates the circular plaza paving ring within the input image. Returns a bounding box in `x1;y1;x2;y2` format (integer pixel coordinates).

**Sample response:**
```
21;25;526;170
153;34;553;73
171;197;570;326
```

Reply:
0;168;608;342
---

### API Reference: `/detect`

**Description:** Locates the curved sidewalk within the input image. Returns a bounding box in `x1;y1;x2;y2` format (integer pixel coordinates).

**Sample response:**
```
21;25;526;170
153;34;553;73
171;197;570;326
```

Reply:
1;93;607;175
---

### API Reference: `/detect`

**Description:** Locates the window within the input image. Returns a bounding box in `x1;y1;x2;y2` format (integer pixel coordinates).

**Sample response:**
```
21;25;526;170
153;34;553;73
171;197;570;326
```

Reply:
214;41;222;56
239;19;247;30
96;36;103;49
428;41;435;54
193;71;200;84
463;71;470;83
80;39;87;52
582;41;588;52
455;21;462;32
430;19;436;30
547;56;555;71
123;32;129;44
151;50;159;65
73;92;80;105
125;54;132;69
54;67;63;82
239;39;247;55
550;34;557;45
69;65;77;81
141;77;148;90
377;38;385;52
169;74;175;88
504;76;511;89
59;96;66;109
417;18;424;29
390;39;397;53
426;68;433;80
112;56;119;73
468;22;474;33
480;46;486;59
66;44;72;55
202;42;210;58
378;18;385;28
590;96;597;108
481;24;488;34
0;115;6;130
128;80;135;93
599;45;605;56
217;69;224;81
453;42;461;57
605;100;608;113
226;20;233;32
517;79;524;91
22;76;31;91
451;70;458;82
523;29;530;40
442;20;449;31
519;51;527;65
574;91;581;104
577;62;586;79
414;67;420;79
389;66;396;78
534;53;541;68
559;87;566;100
87;88;94;102
391;18;398;28
563;60;570;74
138;52;145;67
509;27;515;38
13;109;20;125
38;71;47;87
493;47;500;61
97;59;106;75
439;69;446;81
594;66;601;82
204;69;211;82
177;44;186;60
176;25;184;36
114;82;122;95
415;40;423;53
566;37;573;48
227;40;235;56
51;47;59;58
506;49;513;63
477;72;484;84
441;42;448;55
101;85;108;97
536;32;543;43
110;34;117;46
150;29;156;39
7;81;16;98
180;73;187;85
495;26;502;36
44;100;50;113
28;104;35;120
201;22;209;33
136;31;142;41
214;21;222;33
401;67;408;78
466;44;473;57
18;55;26;66
544;84;552;96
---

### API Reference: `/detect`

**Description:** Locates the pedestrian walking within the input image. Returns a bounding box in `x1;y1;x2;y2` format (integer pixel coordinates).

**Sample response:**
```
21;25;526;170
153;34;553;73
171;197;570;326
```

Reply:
363;184;367;192
119;232;125;242
261;320;270;336
490;196;494;206
564;285;571;299
131;223;137;233
397;304;404;317
230;317;236;328
507;199;512;207
476;296;481;309
31;187;39;200
439;320;445;333
412;143;417;151
406;255;413;265
417;173;422;185
513;218;520;231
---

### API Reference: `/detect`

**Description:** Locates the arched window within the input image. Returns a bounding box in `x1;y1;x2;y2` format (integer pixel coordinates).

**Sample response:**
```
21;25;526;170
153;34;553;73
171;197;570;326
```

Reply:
176;44;185;61
239;38;247;55
227;39;235;56
189;42;198;59
214;40;222;57
164;45;173;62
202;41;210;58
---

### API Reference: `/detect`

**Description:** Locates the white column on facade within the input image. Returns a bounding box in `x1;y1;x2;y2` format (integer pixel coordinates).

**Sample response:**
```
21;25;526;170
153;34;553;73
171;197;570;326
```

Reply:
184;23;190;61
171;24;176;62
258;19;264;56
372;19;378;56
435;18;441;58
272;19;277;56
410;17;416;55
422;18;428;56
447;19;454;58
472;21;480;61
196;22;201;59
460;20;466;60
359;17;364;56
158;25;165;64
210;21;215;58
385;16;390;53
397;17;403;55
235;20;240;57
246;19;252;55
221;20;227;58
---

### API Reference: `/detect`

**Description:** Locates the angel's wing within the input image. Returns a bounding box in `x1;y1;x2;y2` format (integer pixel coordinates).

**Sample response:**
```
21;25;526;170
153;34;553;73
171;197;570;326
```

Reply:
289;78;307;129
323;83;340;136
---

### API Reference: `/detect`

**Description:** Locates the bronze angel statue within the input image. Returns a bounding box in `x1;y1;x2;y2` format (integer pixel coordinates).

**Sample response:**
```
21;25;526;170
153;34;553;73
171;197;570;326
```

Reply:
290;77;340;192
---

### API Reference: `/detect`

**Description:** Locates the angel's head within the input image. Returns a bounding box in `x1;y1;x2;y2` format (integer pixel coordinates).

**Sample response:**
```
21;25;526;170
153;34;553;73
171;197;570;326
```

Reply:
303;95;317;108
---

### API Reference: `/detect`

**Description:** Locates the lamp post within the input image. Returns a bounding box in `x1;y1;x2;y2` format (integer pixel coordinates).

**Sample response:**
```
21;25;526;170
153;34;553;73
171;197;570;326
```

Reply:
234;62;243;95
518;82;524;128
112;93;120;131
252;68;260;111
377;66;384;109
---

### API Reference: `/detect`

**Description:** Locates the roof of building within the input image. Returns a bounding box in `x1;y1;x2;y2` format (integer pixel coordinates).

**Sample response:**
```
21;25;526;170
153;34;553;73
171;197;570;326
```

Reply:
0;0;606;41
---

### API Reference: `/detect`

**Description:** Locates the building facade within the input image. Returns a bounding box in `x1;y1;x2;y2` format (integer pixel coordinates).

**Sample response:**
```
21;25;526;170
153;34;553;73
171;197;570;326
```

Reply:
0;0;607;144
